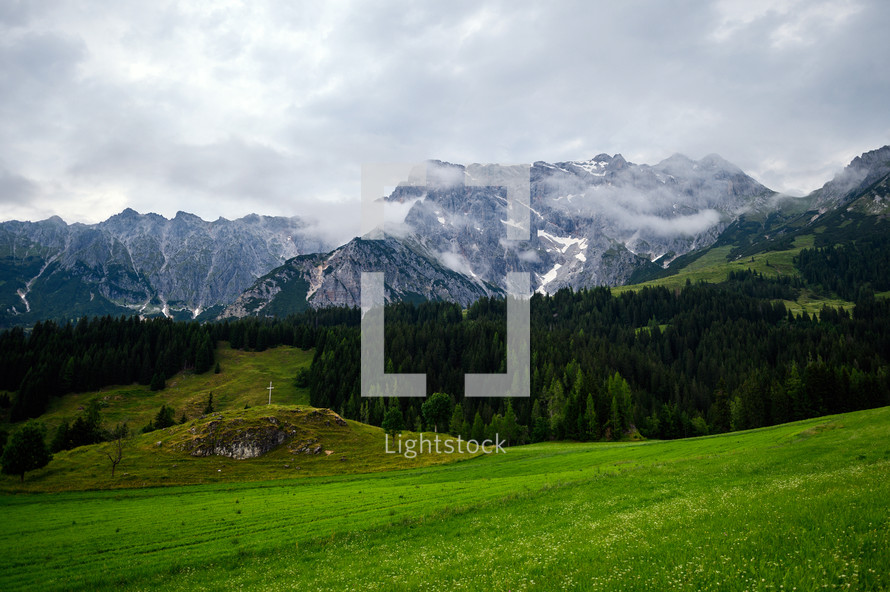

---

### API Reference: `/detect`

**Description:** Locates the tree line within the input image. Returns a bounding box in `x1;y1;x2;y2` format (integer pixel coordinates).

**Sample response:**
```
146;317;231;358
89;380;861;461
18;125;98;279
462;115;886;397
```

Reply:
303;280;890;443
2;267;890;456
795;234;890;301
0;315;216;421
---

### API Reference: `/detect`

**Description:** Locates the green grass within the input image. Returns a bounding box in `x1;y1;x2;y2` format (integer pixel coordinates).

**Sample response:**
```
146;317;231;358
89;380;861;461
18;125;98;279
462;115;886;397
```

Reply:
0;405;477;493
2;406;888;591
1;345;479;492
38;343;313;438
614;235;856;315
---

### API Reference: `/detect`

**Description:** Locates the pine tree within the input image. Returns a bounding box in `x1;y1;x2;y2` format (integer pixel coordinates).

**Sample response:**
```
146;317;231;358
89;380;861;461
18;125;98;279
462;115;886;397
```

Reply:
471;411;485;441
502;400;519;445
449;403;465;437
150;372;165;392
195;334;212;374
546;377;566;438
609;396;621;441
154;404;176;429
585;393;598;440
605;372;633;433
711;379;731;433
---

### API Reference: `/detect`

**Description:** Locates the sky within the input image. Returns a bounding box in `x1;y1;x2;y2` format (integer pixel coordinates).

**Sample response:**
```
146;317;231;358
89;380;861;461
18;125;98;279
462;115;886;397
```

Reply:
1;0;888;245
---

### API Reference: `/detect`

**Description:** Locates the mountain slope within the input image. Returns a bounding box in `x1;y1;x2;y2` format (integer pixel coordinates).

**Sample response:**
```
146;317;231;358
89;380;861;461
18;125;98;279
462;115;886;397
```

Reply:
5;146;887;323
220;236;497;317
0;210;331;326
810;145;890;212
222;152;775;315
618;145;890;304
397;154;775;294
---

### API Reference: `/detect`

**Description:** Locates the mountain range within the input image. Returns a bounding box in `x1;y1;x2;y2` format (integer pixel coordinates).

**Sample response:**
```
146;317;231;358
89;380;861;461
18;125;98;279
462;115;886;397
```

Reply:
0;210;330;326
2;145;889;327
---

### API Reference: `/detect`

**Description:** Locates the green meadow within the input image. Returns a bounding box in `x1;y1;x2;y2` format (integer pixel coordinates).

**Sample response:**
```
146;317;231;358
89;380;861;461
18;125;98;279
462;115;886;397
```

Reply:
38;343;315;438
613;235;863;315
2;406;888;591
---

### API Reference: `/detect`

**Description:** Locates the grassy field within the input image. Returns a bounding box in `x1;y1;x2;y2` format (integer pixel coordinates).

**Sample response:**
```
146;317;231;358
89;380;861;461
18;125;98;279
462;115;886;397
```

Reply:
2;406;888;591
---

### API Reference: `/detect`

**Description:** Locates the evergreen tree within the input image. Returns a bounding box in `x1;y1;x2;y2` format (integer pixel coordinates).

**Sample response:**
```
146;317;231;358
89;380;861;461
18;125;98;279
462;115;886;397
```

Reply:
195;334;213;374
786;362;810;420
502;400;520;445
711;379;731;433
606;372;632;434
449;403;465;437
486;414;503;442
585;393;598;440
471;411;485;441
546;377;566;438
154;404;176;429
150;372;166;392
609;396;622;440
530;399;549;442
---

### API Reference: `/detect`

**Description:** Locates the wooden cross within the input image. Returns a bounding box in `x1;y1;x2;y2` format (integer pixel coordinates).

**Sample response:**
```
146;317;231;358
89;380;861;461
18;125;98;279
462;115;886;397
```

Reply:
267;381;274;405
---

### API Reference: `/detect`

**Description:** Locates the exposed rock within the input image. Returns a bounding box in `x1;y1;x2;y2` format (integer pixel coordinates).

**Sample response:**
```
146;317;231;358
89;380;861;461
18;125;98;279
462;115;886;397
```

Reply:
189;425;289;460
220;236;495;316
220;153;779;315
177;408;349;460
0;210;332;327
811;146;890;211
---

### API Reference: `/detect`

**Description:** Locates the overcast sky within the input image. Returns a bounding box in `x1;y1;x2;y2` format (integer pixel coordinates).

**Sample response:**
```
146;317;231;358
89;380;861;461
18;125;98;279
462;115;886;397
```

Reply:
1;0;888;244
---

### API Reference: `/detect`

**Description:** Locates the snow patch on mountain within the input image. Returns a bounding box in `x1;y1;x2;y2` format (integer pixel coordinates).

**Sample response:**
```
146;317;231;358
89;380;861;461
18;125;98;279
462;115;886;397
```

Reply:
537;230;589;254
537;263;562;293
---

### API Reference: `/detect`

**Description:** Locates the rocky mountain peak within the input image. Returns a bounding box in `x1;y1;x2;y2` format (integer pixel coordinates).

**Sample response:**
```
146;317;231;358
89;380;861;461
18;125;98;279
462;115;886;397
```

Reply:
699;153;741;173
812;145;890;210
0;210;333;326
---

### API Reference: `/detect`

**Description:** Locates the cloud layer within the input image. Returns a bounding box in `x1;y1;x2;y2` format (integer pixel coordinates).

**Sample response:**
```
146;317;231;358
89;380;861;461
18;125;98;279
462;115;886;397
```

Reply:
1;0;888;245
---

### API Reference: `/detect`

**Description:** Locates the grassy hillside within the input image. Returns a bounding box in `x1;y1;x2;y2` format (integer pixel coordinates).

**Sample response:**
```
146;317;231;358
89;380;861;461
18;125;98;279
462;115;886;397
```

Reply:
35;343;313;439
615;237;809;290
2;406;888;591
614;234;858;315
0;404;478;493
1;342;478;493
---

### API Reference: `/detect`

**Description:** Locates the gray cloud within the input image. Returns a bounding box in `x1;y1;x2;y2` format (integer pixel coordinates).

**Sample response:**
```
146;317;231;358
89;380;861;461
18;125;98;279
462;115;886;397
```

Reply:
0;166;37;203
0;0;888;245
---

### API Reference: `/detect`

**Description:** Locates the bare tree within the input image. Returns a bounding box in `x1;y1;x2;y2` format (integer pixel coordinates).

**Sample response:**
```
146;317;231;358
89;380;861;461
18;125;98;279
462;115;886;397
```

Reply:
105;424;128;477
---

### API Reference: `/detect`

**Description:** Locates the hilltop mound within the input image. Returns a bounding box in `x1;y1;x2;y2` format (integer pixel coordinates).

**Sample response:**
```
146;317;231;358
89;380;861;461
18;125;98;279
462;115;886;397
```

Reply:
171;407;348;459
2;403;477;492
